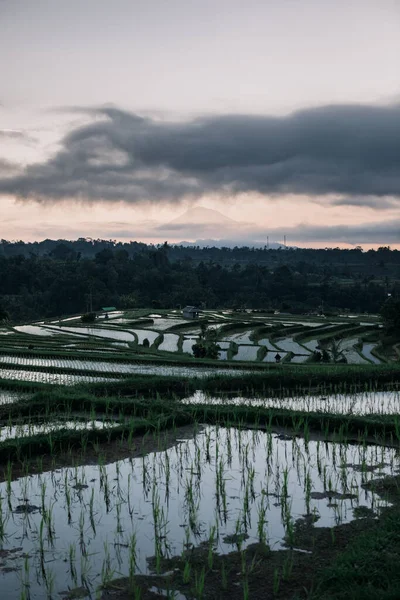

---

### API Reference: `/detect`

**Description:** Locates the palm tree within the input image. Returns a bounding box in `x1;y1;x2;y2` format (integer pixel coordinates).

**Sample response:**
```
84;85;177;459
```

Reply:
328;338;345;363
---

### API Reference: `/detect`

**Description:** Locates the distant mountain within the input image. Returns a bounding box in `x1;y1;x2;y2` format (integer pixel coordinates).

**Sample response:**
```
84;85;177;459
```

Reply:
156;206;291;248
156;207;239;230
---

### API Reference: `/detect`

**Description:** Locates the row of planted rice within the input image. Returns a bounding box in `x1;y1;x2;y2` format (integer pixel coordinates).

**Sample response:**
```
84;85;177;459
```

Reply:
0;424;396;598
183;389;400;416
0;356;253;382
3;311;384;365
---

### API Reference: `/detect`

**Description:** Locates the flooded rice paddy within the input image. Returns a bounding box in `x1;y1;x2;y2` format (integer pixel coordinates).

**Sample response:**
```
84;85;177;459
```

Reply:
14;326;67;337
0;390;31;406
131;329;160;346
361;343;380;364
223;331;254;344
233;346;259;361
45;326;136;343
7;313;384;365
150;318;187;331
157;333;180;352
182;336;198;355
0;369;119;385
263;352;288;362
0;425;396;599
0;420;118;442
258;338;278;351
275;338;310;355
0;357;252;383
183;390;400;415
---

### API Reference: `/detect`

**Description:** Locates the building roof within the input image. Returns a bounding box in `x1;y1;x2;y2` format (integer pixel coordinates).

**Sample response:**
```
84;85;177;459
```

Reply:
101;306;117;312
183;306;198;312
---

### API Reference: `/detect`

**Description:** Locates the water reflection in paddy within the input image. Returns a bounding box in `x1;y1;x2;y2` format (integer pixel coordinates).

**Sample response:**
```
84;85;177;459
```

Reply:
0;425;396;598
182;390;400;415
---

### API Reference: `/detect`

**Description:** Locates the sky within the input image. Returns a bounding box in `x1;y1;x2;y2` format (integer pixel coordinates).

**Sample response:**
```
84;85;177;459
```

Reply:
0;0;399;248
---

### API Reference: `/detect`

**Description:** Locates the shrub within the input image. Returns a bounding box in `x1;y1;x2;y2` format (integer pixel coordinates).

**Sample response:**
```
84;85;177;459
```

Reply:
81;312;96;323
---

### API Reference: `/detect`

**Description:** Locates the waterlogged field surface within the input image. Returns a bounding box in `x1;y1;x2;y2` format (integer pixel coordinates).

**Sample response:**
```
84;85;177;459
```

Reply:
338;338;366;364
222;331;255;344
0;426;396;599
233;345;259;361
258;338;278;351
14;325;64;337
45;326;136;342
362;343;381;364
150;318;187;331
130;329;160;345
263;352;288;362
0;361;251;381
217;341;231;350
157;333;180;352
275;337;310;355
0;389;30;405
343;350;369;365
0;420;118;442
302;339;320;352
182;336;198;355
0;369;119;385
183;390;400;415
0;355;142;373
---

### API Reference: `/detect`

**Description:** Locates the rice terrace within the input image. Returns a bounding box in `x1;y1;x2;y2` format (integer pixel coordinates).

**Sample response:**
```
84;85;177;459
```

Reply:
0;301;399;600
1;1;400;595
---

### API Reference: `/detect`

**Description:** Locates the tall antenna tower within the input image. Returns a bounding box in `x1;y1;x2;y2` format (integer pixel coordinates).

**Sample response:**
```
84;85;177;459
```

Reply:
284;235;287;247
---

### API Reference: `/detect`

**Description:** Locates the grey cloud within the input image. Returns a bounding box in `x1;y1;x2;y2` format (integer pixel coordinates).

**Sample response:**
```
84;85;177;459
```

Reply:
0;158;21;177
328;196;399;210
1;104;400;204
106;217;399;246
158;218;399;245
259;220;400;244
0;129;37;144
0;129;26;139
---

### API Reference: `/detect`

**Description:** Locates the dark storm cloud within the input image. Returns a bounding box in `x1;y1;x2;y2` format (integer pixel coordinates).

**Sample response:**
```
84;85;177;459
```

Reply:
0;158;21;177
0;104;400;204
328;196;399;210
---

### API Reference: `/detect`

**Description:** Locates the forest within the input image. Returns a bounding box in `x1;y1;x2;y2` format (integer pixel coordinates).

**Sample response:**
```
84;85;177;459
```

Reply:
0;239;399;322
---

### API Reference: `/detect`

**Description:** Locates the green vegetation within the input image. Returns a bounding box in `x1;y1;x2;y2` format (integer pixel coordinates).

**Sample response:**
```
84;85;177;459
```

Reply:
1;241;399;321
0;365;399;598
313;480;400;600
380;296;400;335
0;300;399;598
81;312;97;323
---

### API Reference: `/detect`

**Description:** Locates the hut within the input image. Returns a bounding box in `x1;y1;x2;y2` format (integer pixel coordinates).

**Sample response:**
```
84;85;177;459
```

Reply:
183;306;200;319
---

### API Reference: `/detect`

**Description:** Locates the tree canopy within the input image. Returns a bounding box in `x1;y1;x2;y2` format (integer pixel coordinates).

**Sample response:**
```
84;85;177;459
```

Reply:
0;240;398;322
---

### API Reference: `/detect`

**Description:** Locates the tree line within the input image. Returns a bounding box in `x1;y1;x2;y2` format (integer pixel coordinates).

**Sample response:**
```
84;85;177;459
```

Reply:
0;241;399;322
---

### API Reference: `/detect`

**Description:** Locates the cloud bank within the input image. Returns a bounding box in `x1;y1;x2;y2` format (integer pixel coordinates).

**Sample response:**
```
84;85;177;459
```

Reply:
101;215;399;246
0;104;400;206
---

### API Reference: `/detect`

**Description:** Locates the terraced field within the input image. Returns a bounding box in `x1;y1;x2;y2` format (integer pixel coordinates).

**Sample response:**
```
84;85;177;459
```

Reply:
0;309;390;397
0;308;398;599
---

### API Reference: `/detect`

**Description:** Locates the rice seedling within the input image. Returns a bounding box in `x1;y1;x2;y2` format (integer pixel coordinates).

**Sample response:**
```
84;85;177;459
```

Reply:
0;345;397;600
